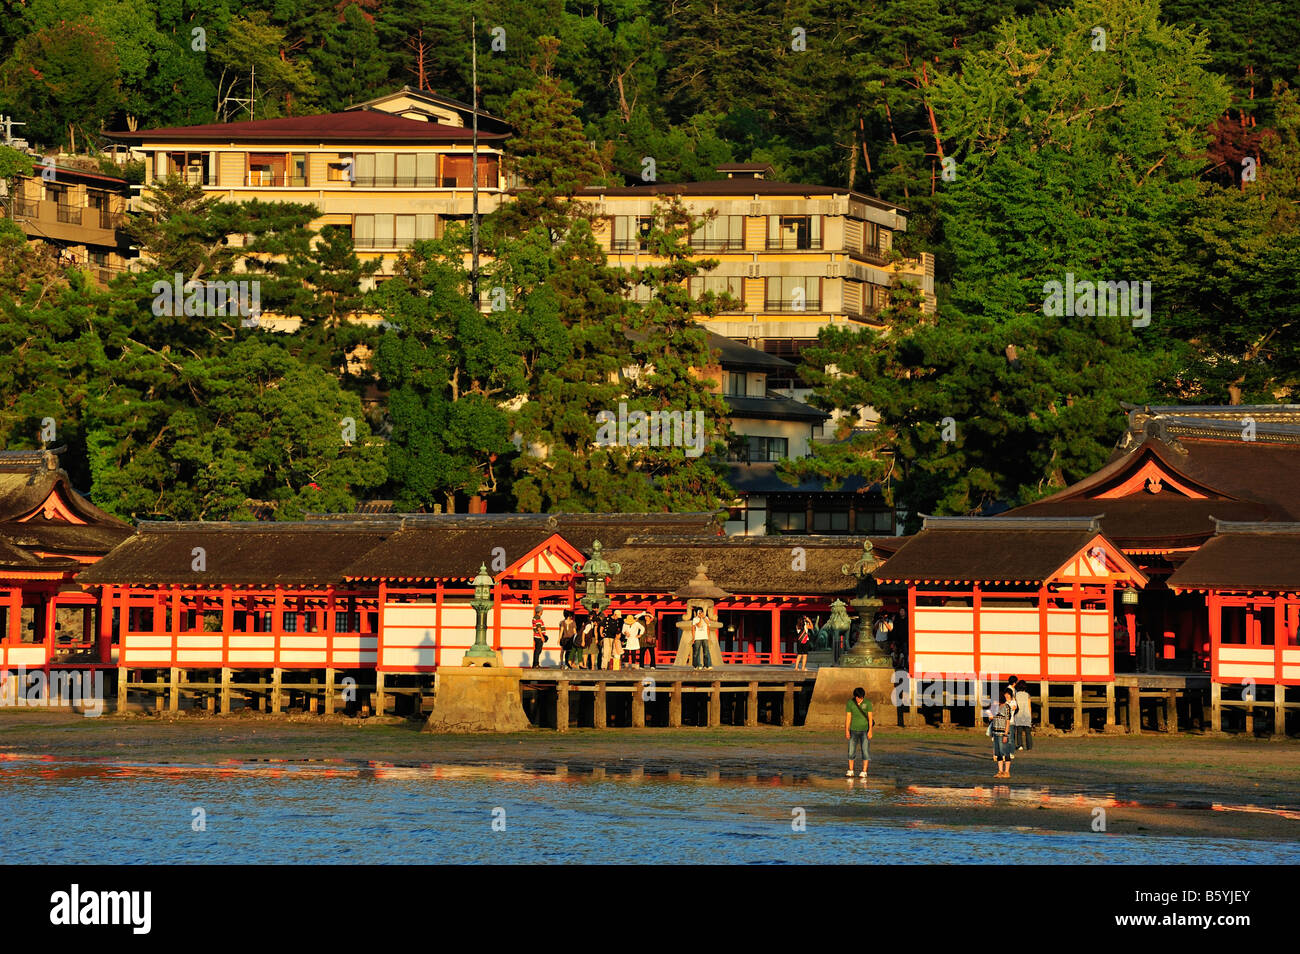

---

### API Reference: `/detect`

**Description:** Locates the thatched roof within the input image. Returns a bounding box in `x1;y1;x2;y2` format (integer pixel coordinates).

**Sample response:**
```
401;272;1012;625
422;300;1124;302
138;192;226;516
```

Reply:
339;512;719;581
0;450;131;572
76;523;395;586
607;535;868;596
875;517;1111;585
1168;522;1300;592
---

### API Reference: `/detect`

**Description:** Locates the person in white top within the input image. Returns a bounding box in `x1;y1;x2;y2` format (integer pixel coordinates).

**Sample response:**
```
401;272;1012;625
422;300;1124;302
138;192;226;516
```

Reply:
622;613;644;667
1013;678;1034;751
690;608;712;669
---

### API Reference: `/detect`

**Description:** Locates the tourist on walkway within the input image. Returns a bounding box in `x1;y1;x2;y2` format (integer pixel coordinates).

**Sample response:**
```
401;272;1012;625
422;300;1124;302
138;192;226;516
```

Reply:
581;615;599;670
622;612;643;668
559;610;579;670
690;608;711;669
794;615;814;671
991;687;1015;777
845;687;874;778
602;608;621;670
1013;678;1033;751
531;606;547;668
1004;675;1020;758
640;613;657;668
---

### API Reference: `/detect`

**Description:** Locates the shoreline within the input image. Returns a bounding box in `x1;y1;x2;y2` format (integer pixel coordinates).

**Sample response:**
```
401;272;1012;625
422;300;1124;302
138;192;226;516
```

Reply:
2;711;1298;844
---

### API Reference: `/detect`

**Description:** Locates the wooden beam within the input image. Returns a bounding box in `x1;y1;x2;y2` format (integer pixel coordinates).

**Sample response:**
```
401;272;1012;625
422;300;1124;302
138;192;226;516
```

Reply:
1127;685;1140;734
593;682;606;729
669;681;682;727
746;681;758;727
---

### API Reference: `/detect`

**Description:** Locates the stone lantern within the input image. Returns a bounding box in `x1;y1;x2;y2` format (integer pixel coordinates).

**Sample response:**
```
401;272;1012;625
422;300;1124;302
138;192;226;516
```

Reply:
463;562;502;666
573;539;621;618
672;564;729;667
839;539;891;668
825;599;853;663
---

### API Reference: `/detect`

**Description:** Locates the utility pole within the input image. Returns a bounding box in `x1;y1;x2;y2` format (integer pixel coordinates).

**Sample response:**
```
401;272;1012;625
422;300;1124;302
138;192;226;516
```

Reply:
470;15;480;306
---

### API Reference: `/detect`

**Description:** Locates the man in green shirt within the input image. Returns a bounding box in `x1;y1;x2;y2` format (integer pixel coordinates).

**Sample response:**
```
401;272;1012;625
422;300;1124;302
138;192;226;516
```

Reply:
844;687;874;778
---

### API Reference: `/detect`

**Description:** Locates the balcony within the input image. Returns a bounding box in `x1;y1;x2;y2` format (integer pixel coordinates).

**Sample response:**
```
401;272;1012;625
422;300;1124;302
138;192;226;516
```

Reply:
765;298;822;312
353;175;442;188
611;238;648;252
857;244;891;265
689;238;745;252
99;209;124;230
765;238;823;251
7;198;37;220
245;173;308;187
56;205;82;225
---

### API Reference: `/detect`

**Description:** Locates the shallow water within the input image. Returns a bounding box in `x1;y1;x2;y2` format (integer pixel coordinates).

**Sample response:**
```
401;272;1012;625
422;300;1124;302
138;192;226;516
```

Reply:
1;756;1296;864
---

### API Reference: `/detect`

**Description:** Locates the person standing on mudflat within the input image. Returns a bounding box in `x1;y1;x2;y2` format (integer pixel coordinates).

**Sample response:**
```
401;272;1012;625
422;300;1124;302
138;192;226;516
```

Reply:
991;688;1015;777
1013;679;1033;752
844;687;874;778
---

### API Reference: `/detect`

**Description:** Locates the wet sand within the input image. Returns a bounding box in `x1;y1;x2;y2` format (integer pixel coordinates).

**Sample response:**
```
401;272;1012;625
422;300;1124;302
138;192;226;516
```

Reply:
2;710;1297;844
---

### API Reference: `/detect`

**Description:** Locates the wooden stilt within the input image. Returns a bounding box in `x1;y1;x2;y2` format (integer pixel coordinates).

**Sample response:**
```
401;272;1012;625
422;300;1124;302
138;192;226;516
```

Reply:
746;681;758;727
941;686;952;725
593;683;606;729
1040;682;1050;729
1166;688;1178;733
1105;683;1116;727
1127;685;1141;734
708;681;721;727
220;667;231;714
631;681;645;727
324;669;336;715
908;677;920;727
117;667;127;714
1275;686;1287;737
782;682;795;727
373;671;385;717
555;683;569;732
1072;681;1083;731
1210;682;1222;734
168;667;180;713
669;682;682;728
271;668;283;715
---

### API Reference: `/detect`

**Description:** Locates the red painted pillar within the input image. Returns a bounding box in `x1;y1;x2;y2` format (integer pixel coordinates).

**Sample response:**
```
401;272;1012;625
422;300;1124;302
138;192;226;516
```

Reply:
770;606;780;664
1208;592;1221;681
97;585;114;663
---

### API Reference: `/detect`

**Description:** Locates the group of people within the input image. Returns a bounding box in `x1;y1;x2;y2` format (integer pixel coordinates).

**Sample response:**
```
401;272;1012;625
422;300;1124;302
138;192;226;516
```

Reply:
531;606;658;670
987;676;1034;777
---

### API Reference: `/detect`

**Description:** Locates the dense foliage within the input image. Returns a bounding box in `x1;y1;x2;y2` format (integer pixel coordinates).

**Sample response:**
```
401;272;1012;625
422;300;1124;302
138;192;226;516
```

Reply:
0;0;1296;520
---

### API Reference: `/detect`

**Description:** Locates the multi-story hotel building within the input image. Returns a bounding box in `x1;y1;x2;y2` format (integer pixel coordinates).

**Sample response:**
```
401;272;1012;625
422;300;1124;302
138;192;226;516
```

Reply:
118;89;508;287
2;163;132;282
109;91;930;535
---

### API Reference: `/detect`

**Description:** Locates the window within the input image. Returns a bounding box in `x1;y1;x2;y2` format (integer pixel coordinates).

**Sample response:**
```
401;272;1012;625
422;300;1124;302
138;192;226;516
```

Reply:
353;153;445;187
688;275;745;308
282;612;298;633
247;153;288;187
328;155;353;182
855;510;894;533
352;214;438;248
768;215;821;250
289;153;307;186
613;215;654;251
440;153;497;188
335;611;360;633
161;151;213;185
769;510;806;532
766;276;820;312
723;371;747;396
812;510;850;533
692;215;745;251
730;436;787;462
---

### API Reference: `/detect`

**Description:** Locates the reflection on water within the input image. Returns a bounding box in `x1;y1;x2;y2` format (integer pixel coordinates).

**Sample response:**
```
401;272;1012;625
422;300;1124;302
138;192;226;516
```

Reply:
0;755;1295;865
